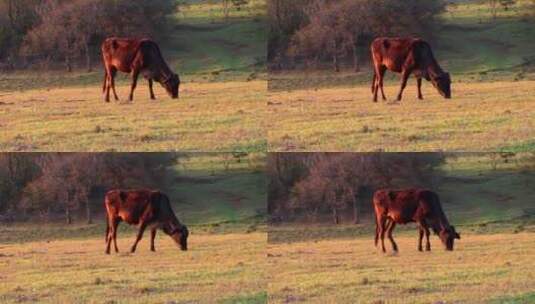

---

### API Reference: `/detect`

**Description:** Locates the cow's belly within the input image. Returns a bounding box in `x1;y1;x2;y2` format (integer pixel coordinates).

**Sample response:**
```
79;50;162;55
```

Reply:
383;58;403;73
118;211;139;225
388;211;413;224
111;59;132;73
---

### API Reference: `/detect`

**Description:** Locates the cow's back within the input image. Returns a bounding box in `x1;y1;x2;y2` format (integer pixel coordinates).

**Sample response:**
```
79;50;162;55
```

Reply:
101;38;157;73
373;188;431;223
105;189;157;225
371;37;422;73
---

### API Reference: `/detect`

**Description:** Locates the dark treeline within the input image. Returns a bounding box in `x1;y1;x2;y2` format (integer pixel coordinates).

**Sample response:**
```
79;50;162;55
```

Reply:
268;0;447;71
268;153;446;224
0;153;179;224
0;0;178;71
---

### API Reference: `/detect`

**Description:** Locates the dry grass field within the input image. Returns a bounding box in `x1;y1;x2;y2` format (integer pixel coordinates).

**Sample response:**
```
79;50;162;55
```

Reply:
267;232;535;304
0;232;267;304
268;80;535;152
0;0;266;152
0;80;266;152
267;0;535;152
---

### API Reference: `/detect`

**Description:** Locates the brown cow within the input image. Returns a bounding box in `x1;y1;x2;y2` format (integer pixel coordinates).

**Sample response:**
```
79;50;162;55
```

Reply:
101;37;180;102
373;188;460;253
370;37;451;102
104;189;189;254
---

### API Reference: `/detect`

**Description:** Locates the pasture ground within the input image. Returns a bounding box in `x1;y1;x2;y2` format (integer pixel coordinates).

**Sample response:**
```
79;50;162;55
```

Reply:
0;232;266;304
267;153;535;303
267;231;535;304
268;0;535;152
0;81;265;152
268;80;535;152
0;154;267;303
0;0;266;152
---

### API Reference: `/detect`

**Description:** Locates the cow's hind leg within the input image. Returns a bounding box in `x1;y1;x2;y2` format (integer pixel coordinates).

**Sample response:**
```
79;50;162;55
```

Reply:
106;217;120;254
105;217;113;254
378;216;387;253
378;66;387;101
386;221;398;252
150;228;157;252
372;65;387;102
110;68;119;101
375;215;380;248
130;221;148;253
148;79;156;100
104;69;111;103
112;218;120;253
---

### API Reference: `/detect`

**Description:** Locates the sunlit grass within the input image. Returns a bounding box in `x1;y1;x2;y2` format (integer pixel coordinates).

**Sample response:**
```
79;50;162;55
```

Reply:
268;232;535;303
0;80;266;152
268;80;535;152
0;233;267;304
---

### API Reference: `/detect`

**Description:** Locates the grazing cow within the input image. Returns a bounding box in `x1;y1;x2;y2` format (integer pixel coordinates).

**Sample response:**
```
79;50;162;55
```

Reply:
373;188;460;253
101;37;180;102
370;37;451;102
104;189;189;254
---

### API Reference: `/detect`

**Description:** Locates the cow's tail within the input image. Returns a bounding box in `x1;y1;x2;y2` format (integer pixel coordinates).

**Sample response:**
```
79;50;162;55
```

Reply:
104;209;109;243
374;211;379;247
371;72;376;94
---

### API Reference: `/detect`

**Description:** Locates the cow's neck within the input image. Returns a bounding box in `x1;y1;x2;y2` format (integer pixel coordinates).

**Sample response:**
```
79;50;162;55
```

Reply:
430;211;450;233
156;64;173;83
427;61;445;79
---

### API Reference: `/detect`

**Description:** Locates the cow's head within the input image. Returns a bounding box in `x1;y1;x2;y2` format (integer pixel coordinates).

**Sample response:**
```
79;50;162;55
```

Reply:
431;72;451;99
439;225;460;251
170;225;189;251
162;73;180;99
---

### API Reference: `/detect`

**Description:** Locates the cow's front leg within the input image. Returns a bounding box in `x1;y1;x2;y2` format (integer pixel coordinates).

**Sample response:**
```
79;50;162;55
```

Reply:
131;222;147;253
416;77;423;100
424;226;431;251
418;226;424;252
150;228;157;252
148;79;156;100
129;70;140;102
396;69;412;101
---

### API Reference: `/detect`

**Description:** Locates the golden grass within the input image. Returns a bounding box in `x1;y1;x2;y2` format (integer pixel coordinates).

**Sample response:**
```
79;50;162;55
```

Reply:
0;232;266;303
268;80;535;152
0;80;266;152
267;232;535;303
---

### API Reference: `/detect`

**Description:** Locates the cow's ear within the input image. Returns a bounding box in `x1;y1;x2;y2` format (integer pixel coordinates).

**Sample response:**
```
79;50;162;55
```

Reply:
455;232;461;239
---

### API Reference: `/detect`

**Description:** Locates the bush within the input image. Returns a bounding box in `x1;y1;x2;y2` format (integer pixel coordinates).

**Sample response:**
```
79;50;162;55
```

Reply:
269;0;447;70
